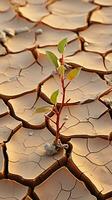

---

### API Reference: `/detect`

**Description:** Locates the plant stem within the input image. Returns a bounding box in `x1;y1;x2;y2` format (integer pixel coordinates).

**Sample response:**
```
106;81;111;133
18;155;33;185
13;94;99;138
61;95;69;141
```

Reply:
45;115;56;125
55;54;66;144
55;112;60;143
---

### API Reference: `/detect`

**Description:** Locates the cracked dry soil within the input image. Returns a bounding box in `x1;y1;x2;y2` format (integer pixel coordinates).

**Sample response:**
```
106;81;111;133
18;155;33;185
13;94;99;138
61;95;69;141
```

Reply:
0;0;112;199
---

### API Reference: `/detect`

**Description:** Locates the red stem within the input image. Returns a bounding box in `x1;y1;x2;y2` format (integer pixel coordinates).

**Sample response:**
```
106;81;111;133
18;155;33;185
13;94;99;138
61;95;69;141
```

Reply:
61;54;64;65
55;54;66;144
59;122;66;131
45;115;56;125
65;81;71;89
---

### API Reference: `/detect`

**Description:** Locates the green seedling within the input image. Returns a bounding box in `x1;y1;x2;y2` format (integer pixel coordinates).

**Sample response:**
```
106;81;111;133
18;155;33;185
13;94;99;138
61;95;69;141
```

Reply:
35;38;81;155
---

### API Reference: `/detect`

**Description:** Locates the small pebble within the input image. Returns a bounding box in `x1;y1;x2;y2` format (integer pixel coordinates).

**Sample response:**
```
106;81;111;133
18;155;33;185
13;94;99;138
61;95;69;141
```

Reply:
63;114;68;120
63;144;69;149
44;143;57;156
29;132;33;136
84;41;89;47
35;28;43;35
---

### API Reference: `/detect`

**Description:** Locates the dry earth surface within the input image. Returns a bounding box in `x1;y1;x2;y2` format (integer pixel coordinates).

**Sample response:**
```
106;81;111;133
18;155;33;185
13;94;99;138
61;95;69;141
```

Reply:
0;0;112;199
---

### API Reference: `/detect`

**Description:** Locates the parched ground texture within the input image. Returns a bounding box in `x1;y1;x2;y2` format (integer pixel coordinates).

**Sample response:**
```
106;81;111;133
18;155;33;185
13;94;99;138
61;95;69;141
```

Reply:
0;0;112;199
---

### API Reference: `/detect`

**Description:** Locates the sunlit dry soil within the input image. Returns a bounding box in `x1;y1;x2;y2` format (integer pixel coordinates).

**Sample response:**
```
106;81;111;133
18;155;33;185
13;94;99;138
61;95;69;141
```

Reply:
0;0;112;199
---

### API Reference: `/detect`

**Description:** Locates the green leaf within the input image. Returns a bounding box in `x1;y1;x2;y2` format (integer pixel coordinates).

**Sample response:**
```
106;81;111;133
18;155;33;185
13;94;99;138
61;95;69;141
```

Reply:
50;89;59;105
57;65;66;76
58;38;67;54
46;51;58;68
67;68;81;81
34;106;52;113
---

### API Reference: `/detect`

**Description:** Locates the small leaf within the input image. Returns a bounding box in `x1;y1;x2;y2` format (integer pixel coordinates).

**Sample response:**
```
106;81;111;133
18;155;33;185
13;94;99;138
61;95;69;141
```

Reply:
58;38;67;54
57;65;66;76
46;51;58;68
34;106;52;113
67;68;81;81
50;89;59;105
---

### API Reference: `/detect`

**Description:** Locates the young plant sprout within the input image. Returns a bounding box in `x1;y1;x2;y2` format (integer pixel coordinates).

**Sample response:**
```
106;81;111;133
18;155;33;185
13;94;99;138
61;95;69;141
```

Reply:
35;38;81;155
